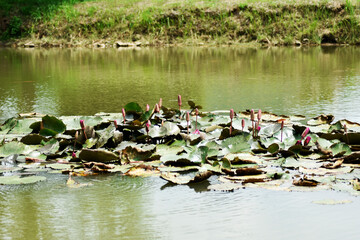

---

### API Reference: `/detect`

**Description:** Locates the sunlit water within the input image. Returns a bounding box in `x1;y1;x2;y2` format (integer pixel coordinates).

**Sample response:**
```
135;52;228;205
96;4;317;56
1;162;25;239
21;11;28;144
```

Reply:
1;47;360;240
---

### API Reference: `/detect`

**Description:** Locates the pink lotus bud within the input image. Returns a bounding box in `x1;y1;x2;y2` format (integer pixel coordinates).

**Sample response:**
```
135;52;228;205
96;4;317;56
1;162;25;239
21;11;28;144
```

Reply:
155;103;160;113
304;136;311;146
159;98;163;108
186;112;190;122
281;120;284;129
250;109;255;121
75;131;79;140
80;120;85;130
146;104;150;112
344;124;347;133
72;152;76;158
301;127;310;139
257;126;261;131
296;140;302;145
195;108;199;116
146;120;151;133
178;95;182;107
230;109;234;120
242;119;245;130
257;109;262;121
114;120;118;128
122;108;126;123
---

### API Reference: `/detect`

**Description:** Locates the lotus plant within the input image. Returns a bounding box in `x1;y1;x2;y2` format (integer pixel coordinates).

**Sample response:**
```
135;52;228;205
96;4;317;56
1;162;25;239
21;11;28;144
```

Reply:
280;120;284;142
178;95;182;112
193;108;200;134
301;127;310;140
80;120;87;140
186;111;190;135
242;119;245;131
114;120;118;128
344;124;349;144
122;108;126;124
146;120;151;141
304;136;311;146
257;109;262;122
230;109;234;136
155;103;160;113
250;109;255;137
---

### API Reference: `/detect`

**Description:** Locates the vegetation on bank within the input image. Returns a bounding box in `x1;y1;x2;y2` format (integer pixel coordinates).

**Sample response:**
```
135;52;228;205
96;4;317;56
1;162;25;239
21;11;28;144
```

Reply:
1;0;360;47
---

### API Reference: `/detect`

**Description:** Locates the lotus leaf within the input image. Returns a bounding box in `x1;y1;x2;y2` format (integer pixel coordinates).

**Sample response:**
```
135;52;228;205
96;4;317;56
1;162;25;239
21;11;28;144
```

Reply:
0;175;46;185
79;149;119;162
0;142;38;158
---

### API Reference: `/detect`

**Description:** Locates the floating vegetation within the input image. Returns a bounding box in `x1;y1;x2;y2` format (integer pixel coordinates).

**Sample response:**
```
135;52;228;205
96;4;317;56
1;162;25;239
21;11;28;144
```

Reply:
0;97;360;196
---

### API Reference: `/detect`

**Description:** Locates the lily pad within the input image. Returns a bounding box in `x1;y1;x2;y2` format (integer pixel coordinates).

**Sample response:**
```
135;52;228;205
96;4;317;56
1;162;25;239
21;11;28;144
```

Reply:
79;149;119;162
0;175;46;185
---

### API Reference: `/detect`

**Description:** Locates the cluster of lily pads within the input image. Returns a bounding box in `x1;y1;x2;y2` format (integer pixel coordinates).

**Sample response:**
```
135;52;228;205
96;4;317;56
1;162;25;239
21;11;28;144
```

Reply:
0;96;360;194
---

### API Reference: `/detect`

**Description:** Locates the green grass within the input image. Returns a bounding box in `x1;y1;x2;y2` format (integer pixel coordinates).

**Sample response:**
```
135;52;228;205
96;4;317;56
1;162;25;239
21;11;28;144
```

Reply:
1;0;360;46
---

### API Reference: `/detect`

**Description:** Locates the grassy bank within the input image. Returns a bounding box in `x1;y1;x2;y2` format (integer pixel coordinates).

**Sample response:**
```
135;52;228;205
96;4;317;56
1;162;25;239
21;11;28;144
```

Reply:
1;0;360;47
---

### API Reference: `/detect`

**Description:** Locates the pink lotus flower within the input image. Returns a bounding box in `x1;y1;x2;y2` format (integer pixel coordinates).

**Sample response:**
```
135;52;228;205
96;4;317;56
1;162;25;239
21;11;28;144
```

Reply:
301;127;310;139
146;120;151;133
72;152;76;159
250;109;255;121
230;109;234;120
257;109;262;122
146;104;150;112
296;140;302;145
80;120;85;130
155;103;160;113
192;129;201;134
304;136;311;146
122;108;126;124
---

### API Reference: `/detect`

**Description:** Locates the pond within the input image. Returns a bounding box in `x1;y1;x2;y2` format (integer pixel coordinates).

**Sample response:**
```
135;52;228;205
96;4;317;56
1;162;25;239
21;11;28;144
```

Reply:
1;46;360;239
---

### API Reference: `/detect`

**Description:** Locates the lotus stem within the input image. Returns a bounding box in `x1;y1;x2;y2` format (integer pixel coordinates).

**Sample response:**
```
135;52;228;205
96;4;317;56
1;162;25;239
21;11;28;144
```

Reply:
159;98;162;108
257;109;262;122
80;120;87;140
73;131;78;149
186;111;190;135
146;120;151;142
195;108;199;130
250;109;255;137
344;124;349;144
230;109;234;136
122;108;126;124
280;120;284;142
255;121;259;137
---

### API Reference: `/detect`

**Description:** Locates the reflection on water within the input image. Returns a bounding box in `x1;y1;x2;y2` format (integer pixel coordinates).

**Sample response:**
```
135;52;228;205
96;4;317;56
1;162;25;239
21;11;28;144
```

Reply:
1;47;360;122
1;47;360;239
0;174;360;240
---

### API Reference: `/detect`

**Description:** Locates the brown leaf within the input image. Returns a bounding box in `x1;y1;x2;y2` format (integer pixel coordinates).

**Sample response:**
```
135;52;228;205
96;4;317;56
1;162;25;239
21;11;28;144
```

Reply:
235;167;264;176
293;176;319;187
321;159;344;169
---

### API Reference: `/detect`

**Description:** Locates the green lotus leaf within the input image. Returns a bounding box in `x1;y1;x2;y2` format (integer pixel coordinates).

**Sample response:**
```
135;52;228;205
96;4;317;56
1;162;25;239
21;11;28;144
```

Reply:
307;115;334;126
330;142;351;156
8;118;37;135
148;122;180;138
267;143;280;154
220;133;251;155
96;124;116;148
39;115;66;136
0;166;23;173
79;149;119;162
155;144;184;156
21;134;49;145
0;175;46;185
0;141;39;158
124;102;143;113
121;144;156;161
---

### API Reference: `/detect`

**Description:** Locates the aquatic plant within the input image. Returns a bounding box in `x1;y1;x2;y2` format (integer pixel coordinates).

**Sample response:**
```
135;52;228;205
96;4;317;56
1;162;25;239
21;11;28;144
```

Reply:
122;108;126;124
230;109;234;136
80;120;87;140
0;97;360;195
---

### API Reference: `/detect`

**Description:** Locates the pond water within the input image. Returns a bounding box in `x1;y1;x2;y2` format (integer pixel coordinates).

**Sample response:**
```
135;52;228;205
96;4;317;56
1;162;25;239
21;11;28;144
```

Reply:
1;47;360;239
